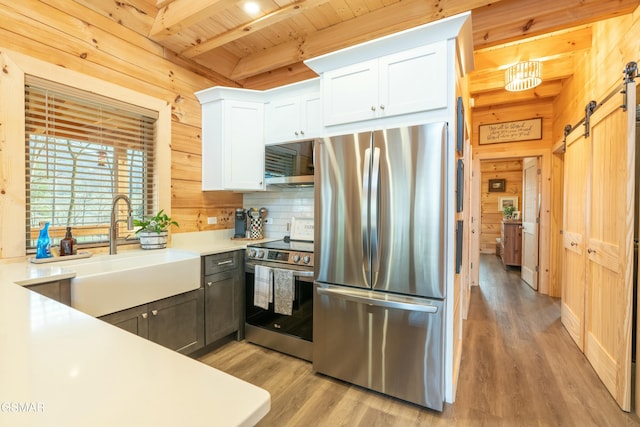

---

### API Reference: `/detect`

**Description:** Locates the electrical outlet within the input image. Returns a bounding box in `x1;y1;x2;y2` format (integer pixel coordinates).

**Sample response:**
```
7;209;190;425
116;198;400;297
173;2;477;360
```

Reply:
207;217;217;225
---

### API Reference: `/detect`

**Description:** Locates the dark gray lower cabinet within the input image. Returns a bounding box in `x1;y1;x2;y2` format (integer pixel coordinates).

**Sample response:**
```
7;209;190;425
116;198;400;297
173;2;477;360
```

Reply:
99;304;149;337
99;289;204;355
203;251;242;345
205;270;239;344
149;289;204;354
26;279;71;305
98;250;243;355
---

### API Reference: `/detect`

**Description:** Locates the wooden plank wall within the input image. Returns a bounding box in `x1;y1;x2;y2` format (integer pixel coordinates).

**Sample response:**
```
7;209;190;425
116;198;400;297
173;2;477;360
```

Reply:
0;1;240;238
479;159;523;253
552;10;640;141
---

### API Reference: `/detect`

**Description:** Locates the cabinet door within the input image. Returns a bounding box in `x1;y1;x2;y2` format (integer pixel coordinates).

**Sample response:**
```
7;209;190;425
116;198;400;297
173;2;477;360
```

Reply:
201;101;224;190
26;279;71;305
204;269;240;345
224;100;264;190
322;59;379;125
379;41;448;118
265;97;302;144
301;93;322;139
148;289;204;355
99;305;150;338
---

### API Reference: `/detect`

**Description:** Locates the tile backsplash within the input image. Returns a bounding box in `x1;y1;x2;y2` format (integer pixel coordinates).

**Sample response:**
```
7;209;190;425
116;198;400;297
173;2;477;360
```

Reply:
243;188;314;239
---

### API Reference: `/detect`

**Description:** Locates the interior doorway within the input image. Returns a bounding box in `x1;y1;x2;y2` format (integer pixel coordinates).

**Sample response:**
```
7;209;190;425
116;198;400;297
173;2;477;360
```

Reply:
477;156;540;289
471;149;553;296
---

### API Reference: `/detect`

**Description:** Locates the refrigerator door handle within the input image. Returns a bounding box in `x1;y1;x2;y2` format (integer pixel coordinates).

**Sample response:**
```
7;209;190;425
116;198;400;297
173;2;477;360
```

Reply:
370;147;381;276
316;286;439;313
362;147;372;280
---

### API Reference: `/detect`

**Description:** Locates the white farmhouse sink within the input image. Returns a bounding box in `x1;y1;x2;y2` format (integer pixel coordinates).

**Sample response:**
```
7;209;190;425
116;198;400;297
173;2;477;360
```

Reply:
60;249;201;317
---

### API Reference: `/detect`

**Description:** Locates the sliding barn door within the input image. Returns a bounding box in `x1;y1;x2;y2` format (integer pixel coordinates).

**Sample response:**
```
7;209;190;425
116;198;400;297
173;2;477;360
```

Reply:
521;157;539;290
561;129;589;350
584;83;635;411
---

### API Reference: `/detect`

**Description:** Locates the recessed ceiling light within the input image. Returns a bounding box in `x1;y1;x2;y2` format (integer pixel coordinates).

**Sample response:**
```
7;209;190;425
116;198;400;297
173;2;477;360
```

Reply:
244;1;260;15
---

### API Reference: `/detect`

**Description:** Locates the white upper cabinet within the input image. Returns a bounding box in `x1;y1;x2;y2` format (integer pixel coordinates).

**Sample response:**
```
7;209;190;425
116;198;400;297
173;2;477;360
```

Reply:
305;12;474;131
265;93;321;144
321;42;447;126
196;88;265;191
265;78;322;144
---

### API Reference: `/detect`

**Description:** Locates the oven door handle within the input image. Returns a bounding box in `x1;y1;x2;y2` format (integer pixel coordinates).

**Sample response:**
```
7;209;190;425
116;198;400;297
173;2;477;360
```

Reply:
292;270;314;278
245;263;314;278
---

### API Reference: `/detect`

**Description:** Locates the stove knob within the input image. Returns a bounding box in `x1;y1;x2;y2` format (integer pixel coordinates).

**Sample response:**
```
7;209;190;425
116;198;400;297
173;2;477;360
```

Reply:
292;254;301;263
257;250;265;259
248;249;257;258
303;256;311;264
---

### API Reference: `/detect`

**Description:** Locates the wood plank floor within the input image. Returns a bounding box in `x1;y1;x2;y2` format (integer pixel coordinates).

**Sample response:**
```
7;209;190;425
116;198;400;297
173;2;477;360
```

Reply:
199;254;640;426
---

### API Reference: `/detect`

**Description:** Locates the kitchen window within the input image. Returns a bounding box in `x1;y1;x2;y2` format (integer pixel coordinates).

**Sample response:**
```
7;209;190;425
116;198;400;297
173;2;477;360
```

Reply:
24;76;157;250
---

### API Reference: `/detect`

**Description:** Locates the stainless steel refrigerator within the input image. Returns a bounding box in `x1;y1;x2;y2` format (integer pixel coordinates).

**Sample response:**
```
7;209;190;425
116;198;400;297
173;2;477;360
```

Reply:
314;122;448;411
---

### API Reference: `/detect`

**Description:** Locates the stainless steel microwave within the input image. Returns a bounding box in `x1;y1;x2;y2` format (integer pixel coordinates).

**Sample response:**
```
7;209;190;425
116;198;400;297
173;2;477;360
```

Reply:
264;140;315;187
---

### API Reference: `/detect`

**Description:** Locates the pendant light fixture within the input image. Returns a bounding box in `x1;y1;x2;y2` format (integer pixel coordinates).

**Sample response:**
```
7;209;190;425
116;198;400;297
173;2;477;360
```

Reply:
504;61;543;92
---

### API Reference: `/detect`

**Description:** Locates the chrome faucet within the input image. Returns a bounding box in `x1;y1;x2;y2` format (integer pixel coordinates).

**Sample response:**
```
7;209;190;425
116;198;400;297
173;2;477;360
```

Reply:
110;194;134;255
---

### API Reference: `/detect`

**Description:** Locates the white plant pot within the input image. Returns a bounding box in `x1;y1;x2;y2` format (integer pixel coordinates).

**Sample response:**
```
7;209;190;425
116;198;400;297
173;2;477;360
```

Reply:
138;231;168;250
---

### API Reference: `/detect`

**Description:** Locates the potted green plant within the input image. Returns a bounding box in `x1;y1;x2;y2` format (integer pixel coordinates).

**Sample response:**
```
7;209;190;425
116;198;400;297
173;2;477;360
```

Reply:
134;209;179;249
503;205;516;220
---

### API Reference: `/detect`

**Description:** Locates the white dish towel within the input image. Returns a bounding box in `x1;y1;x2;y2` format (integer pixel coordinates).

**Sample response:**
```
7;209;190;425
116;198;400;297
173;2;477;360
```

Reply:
254;265;272;310
273;268;294;316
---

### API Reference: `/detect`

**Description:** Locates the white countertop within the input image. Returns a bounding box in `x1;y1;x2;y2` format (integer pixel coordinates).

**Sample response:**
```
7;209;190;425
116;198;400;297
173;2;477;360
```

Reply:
0;229;272;426
0;230;270;288
0;262;76;286
171;229;277;255
0;282;270;426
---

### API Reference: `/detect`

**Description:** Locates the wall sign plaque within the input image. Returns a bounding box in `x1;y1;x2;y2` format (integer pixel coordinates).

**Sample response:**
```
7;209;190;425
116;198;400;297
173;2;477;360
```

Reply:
479;118;542;145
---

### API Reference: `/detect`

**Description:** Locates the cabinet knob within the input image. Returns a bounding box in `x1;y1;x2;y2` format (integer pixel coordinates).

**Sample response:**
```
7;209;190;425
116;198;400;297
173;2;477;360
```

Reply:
300;130;304;135
570;242;577;247
151;309;158;316
371;106;376;111
379;105;385;110
207;281;213;287
142;313;148;319
587;248;596;254
294;131;299;136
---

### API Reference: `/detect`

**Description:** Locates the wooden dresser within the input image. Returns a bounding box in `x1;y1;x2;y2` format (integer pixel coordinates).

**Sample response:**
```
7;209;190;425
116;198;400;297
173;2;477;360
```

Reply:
500;221;522;268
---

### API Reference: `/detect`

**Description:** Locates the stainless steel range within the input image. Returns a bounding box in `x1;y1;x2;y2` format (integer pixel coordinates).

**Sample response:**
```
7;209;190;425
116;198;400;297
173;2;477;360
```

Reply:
244;239;314;361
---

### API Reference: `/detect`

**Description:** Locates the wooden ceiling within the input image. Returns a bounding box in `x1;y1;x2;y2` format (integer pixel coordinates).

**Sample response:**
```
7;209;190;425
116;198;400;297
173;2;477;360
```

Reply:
78;0;639;105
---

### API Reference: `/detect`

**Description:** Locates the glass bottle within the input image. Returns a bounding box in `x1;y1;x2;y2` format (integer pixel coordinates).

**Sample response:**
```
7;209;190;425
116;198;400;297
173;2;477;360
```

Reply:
60;227;74;256
36;222;53;259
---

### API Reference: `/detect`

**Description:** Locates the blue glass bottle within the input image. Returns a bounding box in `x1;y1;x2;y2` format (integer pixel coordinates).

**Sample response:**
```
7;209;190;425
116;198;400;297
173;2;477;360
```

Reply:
36;222;53;259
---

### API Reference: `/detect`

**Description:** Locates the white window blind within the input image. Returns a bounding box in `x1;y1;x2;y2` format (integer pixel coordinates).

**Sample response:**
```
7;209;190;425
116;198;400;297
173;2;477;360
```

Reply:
24;76;157;250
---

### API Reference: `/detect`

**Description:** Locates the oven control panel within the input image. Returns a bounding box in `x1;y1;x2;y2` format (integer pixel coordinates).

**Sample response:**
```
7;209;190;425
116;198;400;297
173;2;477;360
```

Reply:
247;249;313;267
